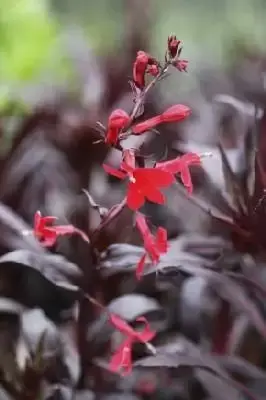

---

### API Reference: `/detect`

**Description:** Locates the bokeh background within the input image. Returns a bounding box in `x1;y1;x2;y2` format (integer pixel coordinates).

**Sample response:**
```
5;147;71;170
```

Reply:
1;1;266;399
2;0;266;91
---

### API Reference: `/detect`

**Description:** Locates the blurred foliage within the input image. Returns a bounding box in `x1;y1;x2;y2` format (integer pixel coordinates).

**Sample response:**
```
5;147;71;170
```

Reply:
1;0;266;85
0;0;58;82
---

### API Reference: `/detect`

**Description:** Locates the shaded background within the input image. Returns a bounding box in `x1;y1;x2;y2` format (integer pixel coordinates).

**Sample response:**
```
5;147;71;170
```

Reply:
1;1;266;400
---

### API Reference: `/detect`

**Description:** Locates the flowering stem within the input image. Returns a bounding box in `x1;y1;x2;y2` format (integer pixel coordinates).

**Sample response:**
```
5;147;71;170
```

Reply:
90;197;128;246
130;63;169;122
120;62;170;142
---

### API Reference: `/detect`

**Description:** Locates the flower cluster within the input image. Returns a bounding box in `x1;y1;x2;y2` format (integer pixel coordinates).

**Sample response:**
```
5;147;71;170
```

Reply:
27;36;203;376
103;150;201;210
167;34;188;72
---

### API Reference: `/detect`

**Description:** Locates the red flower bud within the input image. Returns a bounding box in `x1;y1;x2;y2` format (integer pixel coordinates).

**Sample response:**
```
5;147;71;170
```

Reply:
105;109;130;146
132;104;191;134
132;116;162;134
161;104;191;123
173;59;188;72
168;35;181;58
133;51;150;89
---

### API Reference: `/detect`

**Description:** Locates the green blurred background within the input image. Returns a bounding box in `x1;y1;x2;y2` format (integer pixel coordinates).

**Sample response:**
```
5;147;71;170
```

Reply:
1;0;266;87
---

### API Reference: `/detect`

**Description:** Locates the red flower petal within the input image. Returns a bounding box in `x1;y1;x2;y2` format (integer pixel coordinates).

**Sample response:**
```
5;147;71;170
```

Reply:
108;109;130;129
155;227;168;253
51;225;90;243
102;164;127;179
156;158;183;174
156;152;201;174
138;168;175;187
105;127;119;145
144;185;165;206
136;253;147;280
39;229;57;247
109;313;136;337
126;182;145;210
34;210;42;230
109;337;133;375
180;167;193;194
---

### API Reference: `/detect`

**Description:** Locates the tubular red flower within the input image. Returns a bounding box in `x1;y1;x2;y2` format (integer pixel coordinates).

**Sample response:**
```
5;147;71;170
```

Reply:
32;210;89;247
133;51;158;89
133;51;150;89
161;104;191;123
109;313;156;375
132;104;191;135
131;116;162;134
156;152;201;194
109;337;133;376
168;35;181;58
103;154;174;211
135;213;168;279
105;109;130;146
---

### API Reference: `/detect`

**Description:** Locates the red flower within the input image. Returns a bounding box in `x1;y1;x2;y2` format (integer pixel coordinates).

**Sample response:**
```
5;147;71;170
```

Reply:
105;109;131;146
132;104;191;134
168;35;181;58
109;313;156;375
32;211;90;247
173;59;188;72
135;213;168;279
133;51;150;89
133;51;158;89
103;154;174;210
156;152;201;194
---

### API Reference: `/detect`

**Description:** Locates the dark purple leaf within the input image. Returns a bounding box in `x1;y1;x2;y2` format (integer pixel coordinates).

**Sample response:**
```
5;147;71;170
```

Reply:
145;262;266;340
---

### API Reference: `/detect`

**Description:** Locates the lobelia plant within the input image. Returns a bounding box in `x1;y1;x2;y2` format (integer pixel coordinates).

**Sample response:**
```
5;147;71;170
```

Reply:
29;35;205;375
22;35;265;400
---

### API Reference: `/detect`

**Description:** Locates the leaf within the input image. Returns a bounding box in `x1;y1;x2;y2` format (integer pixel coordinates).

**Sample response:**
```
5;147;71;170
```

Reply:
108;294;163;322
99;242;213;277
215;355;266;380
195;370;240;400
0;202;44;253
0;250;81;315
21;309;59;356
0;298;24;315
135;337;259;400
99;243;145;274
145;261;266;340
218;142;247;214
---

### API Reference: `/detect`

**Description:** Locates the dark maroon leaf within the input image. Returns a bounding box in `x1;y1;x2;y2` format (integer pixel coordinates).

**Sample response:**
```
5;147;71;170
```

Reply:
145;262;266;340
0;250;81;316
214;355;266;380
